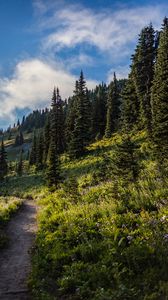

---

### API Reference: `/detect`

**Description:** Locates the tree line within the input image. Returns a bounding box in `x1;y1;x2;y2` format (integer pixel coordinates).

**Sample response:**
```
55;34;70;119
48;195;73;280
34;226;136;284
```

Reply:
0;18;167;185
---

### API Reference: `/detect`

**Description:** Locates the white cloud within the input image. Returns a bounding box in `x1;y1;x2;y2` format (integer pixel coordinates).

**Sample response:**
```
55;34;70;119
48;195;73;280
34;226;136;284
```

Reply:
0;58;97;125
40;4;166;56
1;1;167;127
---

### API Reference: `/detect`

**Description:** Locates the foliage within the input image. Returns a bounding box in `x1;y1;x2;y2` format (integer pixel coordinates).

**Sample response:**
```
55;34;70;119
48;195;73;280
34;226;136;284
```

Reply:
30;131;168;300
151;17;168;159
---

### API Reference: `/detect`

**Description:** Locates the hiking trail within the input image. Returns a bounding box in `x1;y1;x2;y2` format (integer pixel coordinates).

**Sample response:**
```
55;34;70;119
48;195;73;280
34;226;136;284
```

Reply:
0;200;37;300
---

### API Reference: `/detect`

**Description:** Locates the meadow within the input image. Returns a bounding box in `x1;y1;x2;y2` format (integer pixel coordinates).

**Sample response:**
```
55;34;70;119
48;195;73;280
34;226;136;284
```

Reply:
27;131;168;300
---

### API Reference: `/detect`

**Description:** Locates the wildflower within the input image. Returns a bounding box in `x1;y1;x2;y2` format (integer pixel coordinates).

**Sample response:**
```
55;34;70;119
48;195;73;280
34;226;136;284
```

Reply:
164;234;168;241
160;215;167;222
127;235;133;243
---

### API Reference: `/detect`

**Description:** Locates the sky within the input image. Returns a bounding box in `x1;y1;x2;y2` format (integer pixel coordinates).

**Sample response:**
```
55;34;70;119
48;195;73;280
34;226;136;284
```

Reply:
0;0;167;128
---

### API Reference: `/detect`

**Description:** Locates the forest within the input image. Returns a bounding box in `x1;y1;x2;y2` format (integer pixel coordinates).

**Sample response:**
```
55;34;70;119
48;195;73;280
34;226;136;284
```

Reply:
0;17;168;300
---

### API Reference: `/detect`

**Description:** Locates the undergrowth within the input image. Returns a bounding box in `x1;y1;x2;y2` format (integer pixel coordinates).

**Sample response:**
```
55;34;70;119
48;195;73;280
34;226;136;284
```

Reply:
29;131;167;299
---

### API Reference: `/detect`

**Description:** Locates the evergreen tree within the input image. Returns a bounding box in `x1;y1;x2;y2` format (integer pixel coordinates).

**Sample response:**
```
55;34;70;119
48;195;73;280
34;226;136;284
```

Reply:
46;141;61;188
46;88;63;188
50;88;65;154
105;72;120;138
151;17;168;158
14;131;24;146
92;83;107;138
29;131;37;165
132;24;156;132
43;114;50;162
65;96;77;147
112;135;140;184
68;71;91;158
36;130;44;170
17;119;20;127
0;139;8;180
121;72;139;131
17;149;23;176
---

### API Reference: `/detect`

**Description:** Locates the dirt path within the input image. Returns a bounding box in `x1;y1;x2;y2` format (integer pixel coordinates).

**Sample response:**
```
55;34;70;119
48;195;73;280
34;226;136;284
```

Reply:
0;200;37;300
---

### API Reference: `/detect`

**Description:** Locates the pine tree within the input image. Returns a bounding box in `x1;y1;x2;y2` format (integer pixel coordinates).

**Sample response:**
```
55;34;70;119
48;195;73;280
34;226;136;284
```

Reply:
14;131;24;146
46;141;61;188
112;135;140;184
121;72;139;131
65;96;77;147
151;17;168;158
50;87;65;154
68;71;91;158
105;72;120;138
17;119;20;127
17;149;23;176
132;24;156;132
0;139;8;180
36;130;44;170
46;88;63;188
29;131;37;165
92;83;107;138
43;114;50;162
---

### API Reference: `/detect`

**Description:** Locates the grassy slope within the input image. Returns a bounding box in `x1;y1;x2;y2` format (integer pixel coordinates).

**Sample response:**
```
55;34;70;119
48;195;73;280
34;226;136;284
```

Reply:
30;131;168;300
0;129;47;249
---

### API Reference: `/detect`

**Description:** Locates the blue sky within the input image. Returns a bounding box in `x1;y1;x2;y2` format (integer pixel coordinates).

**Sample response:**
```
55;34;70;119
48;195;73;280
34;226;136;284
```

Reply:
0;0;167;128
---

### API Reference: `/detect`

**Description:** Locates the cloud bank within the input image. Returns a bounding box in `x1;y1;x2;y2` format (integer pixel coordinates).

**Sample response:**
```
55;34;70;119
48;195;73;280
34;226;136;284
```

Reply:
0;58;97;127
0;0;167;127
41;3;165;56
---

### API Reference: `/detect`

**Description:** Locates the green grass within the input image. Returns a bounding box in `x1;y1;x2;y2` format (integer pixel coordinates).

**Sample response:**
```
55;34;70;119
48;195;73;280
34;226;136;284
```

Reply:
0;196;23;248
29;131;168;300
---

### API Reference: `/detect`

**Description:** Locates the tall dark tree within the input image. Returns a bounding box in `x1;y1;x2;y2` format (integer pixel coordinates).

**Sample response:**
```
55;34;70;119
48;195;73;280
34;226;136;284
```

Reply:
121;72;139;131
92;83;107;138
17;119;20;127
132;24;156;132
46;88;63;188
36;130;44;170
29;131;37;165
14;131;24;146
43;114;50;162
65;95;77;147
50;88;65;154
0;139;8;180
105;72;120;138
46;141;61;188
68;71;91;158
151;17;168;158
17;149;23;176
112;135;140;184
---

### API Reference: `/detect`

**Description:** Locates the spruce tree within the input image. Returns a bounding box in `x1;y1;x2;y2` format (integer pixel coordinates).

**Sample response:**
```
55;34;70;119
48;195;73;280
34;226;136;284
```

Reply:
50;87;65;154
46;141;61;188
112;135;140;184
46;88;62;188
151;17;168;158
14;131;24;146
36;130;44;170
17;149;23;176
132;24;156;132
43;114;50;162
65;96;77;147
68;71;91;158
105;72;120;138
29;131;37;165
121;72;139;131
0;139;8;180
92;83;107;138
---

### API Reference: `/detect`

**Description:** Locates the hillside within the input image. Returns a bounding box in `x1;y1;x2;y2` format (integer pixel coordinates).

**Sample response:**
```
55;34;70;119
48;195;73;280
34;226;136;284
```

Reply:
0;16;168;300
1;129;167;299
